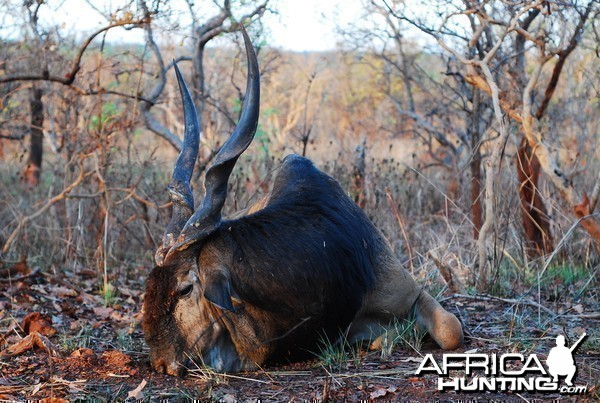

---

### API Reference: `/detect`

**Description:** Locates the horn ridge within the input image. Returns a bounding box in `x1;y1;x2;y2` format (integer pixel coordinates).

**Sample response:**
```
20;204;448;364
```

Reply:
171;63;200;198
164;25;260;263
155;62;200;266
212;25;260;165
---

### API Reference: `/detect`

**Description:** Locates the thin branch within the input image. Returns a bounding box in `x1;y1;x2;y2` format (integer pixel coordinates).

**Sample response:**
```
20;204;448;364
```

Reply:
385;188;415;274
138;0;182;151
589;170;600;213
535;0;595;120
2;156;92;255
0;19;148;86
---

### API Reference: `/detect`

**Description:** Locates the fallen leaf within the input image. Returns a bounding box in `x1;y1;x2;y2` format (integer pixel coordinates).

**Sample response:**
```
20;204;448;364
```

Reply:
70;348;95;358
573;304;584;314
119;286;141;298
127;379;147;400
369;387;388;399
464;348;479;354
93;306;114;319
0;332;62;358
22;312;56;336
221;394;237;403
50;285;78;297
40;398;69;403
69;348;98;365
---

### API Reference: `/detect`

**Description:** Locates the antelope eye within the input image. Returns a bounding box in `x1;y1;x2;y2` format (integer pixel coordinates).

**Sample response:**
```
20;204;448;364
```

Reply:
179;284;193;298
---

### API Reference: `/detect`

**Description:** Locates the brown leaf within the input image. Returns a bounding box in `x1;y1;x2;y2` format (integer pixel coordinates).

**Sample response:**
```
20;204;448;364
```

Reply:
50;285;78;297
0;255;31;278
21;312;56;336
119;286;141;298
369;387;389;399
40;398;69;403
70;348;95;358
127;379;147;400
93;306;114;319
0;332;62;358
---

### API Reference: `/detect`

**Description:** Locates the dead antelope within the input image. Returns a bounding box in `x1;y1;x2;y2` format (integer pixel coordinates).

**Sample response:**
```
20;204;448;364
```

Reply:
142;27;463;376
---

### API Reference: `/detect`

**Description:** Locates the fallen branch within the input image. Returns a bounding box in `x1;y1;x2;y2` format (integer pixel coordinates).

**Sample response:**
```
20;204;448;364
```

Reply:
0;268;40;283
440;293;556;317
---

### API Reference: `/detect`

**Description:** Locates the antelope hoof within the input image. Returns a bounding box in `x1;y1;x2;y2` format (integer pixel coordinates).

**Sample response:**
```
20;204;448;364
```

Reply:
429;308;463;350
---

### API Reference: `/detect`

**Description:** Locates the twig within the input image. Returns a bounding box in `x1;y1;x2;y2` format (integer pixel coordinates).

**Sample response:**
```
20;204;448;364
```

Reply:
0;268;40;283
67;187;171;210
0;19;149;86
319;365;343;388
2;157;92;254
439;293;556;317
559;313;600;319
428;251;466;294
385;188;414;274
319;367;408;380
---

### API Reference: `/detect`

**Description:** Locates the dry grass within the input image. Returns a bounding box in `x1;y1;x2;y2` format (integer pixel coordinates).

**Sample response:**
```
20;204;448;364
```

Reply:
0;136;598;400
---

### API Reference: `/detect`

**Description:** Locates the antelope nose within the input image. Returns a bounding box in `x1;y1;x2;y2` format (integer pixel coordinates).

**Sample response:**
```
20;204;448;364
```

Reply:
152;358;186;377
152;358;167;374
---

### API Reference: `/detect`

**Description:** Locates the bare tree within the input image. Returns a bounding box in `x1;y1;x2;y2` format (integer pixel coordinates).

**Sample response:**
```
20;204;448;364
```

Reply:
384;0;599;284
138;0;271;153
341;0;496;239
0;2;149;185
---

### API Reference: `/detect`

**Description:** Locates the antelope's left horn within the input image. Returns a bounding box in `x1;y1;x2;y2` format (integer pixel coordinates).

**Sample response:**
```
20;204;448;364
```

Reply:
155;63;200;266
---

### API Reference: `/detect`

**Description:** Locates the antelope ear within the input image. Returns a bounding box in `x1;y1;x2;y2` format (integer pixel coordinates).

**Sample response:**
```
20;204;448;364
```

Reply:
204;272;237;312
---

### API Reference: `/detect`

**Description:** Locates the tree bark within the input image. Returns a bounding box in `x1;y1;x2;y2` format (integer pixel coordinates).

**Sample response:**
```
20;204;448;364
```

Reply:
469;88;483;238
22;86;44;187
516;139;553;255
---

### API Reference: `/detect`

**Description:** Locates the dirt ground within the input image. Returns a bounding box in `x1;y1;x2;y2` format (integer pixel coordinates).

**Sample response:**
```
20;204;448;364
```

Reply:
1;261;598;401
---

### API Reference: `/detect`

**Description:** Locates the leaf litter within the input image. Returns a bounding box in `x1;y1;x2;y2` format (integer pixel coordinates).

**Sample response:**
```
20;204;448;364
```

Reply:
0;258;598;400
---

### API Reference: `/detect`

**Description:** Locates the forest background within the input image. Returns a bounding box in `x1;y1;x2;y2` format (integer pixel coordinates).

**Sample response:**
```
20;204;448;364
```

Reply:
0;0;598;400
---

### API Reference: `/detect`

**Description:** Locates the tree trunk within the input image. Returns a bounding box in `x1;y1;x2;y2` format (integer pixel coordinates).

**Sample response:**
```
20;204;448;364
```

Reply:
470;154;483;238
516;138;553;256
22;86;44;187
470;88;483;238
